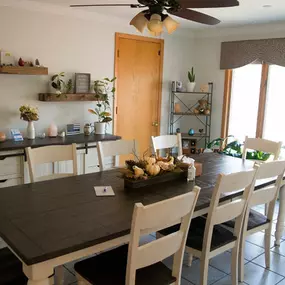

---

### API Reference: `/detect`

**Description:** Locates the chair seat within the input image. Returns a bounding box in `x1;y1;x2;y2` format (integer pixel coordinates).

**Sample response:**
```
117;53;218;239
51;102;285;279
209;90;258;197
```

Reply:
159;217;237;252
0;247;28;285
223;209;270;231
74;244;176;285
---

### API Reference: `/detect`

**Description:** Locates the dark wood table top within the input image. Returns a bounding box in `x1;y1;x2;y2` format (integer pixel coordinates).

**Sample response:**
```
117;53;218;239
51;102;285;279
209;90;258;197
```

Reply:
0;154;257;266
0;133;121;152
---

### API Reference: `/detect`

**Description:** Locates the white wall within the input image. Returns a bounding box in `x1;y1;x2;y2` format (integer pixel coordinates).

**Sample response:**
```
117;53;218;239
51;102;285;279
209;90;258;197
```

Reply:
192;22;285;140
0;4;195;137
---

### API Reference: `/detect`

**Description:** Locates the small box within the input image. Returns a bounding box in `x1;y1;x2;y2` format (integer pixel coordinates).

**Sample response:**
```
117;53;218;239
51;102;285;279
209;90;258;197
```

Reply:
66;124;80;136
0;51;15;66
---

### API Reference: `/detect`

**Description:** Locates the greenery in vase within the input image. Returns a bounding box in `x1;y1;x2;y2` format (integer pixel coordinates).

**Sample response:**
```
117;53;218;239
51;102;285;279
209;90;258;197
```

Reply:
51;72;65;95
188;67;196;82
88;77;116;123
19;105;39;122
65;79;73;94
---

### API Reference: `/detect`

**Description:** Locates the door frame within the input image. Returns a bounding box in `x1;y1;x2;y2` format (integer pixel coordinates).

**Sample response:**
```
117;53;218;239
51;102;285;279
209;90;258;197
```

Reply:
113;32;164;136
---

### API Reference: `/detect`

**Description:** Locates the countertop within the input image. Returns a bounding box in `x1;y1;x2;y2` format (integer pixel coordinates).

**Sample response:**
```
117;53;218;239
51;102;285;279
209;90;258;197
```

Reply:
0;133;121;152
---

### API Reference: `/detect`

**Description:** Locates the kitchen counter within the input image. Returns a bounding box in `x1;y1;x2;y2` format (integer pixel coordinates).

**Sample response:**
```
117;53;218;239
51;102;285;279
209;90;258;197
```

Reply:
0;133;121;152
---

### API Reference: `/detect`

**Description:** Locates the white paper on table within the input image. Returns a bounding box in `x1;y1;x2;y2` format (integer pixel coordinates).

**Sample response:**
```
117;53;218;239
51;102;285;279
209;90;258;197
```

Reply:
177;155;195;165
94;186;115;197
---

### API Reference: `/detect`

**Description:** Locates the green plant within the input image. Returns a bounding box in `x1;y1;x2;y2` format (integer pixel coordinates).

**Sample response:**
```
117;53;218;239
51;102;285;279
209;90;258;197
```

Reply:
65;79;73;94
51;72;65;95
188;67;196;82
88;77;116;123
19;105;39;122
207;136;233;149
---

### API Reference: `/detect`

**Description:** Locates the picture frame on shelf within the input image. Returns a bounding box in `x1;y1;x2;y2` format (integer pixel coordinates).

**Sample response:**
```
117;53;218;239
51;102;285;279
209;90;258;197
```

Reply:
75;73;91;94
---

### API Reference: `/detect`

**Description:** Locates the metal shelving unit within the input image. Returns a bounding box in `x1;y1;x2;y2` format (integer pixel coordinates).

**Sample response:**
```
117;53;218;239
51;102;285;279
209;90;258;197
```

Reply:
169;82;213;148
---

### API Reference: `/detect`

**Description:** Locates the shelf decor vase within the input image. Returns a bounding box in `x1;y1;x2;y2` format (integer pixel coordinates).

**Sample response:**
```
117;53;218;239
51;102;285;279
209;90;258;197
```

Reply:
188;128;195;136
95;122;106;135
27;121;35;140
186;82;196;92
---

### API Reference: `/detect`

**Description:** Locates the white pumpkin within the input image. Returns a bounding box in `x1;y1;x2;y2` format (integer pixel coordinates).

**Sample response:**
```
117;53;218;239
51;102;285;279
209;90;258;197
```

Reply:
146;163;160;176
145;156;156;165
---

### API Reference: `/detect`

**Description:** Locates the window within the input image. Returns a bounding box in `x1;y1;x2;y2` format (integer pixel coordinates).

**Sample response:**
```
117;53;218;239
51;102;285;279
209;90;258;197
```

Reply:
222;63;285;144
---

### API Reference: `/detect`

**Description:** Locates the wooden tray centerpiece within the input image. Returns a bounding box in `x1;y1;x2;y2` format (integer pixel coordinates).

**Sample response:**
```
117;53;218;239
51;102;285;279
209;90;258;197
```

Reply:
121;155;195;189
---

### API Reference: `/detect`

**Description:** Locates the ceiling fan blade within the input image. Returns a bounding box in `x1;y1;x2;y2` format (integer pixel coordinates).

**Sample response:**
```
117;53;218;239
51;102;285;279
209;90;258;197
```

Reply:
70;4;141;8
169;8;220;25
178;0;239;8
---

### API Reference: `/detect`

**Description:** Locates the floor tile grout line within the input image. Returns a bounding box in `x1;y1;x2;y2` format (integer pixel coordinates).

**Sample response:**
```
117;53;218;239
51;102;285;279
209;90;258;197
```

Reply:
275;277;285;285
247;260;285;278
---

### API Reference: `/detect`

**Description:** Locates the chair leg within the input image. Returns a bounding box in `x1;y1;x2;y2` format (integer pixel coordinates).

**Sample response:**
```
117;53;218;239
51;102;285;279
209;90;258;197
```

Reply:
54;265;64;285
231;246;239;285
238;238;245;282
265;228;271;269
187;253;193;267
200;258;209;285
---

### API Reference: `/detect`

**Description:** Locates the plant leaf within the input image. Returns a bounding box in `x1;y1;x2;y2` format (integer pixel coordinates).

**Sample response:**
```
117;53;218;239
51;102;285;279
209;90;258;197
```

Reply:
88;109;97;115
51;75;57;81
51;82;58;89
102;117;112;123
100;112;111;117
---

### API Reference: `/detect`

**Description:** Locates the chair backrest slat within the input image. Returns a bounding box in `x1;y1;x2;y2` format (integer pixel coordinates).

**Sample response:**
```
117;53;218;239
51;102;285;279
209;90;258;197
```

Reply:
97;140;138;171
151;134;182;156
26;144;77;183
242;136;282;160
126;187;200;285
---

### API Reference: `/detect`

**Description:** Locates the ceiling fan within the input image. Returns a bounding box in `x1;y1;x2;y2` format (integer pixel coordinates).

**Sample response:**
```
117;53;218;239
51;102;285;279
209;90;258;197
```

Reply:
70;0;240;35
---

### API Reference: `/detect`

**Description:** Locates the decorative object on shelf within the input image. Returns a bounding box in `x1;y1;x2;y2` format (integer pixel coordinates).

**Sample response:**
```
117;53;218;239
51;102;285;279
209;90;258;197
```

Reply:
176;81;183;92
174;102;181;113
89;77;116;135
188;128;195;136
19;105;39;140
0;51;14;66
66;124;80;136
187;67;196;92
176;128;181;133
66;79;73;94
35;59;40;67
75;73;91;94
48;123;58;138
200;84;209;93
51;72;65;95
194;99;211;115
18;58;25;67
59;131;66;138
39;133;46;139
199;128;204;134
39;93;98;102
10;129;23;142
24;61;33;67
84;123;92;136
0;132;6;142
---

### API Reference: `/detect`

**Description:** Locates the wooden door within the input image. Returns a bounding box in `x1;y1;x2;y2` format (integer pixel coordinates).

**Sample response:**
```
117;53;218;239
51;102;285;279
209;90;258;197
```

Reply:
114;33;164;157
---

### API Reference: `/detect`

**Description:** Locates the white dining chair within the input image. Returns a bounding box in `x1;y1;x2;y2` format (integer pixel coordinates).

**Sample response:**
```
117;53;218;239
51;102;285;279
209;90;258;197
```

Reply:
242;136;282;161
26;144;78;183
97;139;138;171
74;187;200;285
151;133;182;156
224;160;285;282
158;167;258;285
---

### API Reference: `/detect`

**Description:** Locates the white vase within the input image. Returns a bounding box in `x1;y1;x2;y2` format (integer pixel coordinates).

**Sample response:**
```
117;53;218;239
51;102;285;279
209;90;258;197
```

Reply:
27;121;35;140
95;122;106;135
186;82;196;92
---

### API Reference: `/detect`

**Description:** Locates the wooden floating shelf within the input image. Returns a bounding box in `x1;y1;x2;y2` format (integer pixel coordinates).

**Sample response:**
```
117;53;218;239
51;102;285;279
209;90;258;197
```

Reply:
39;93;98;102
0;66;48;75
173;112;210;116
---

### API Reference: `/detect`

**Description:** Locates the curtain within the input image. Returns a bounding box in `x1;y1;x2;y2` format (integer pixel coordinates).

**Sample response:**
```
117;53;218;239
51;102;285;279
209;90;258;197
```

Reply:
220;38;285;70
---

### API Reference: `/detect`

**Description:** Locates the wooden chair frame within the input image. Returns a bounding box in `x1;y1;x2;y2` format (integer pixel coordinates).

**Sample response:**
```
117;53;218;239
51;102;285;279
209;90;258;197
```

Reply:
238;160;285;282
151;133;182;157
242;136;282;161
97;139;138;171
26;144;78;183
185;168;258;285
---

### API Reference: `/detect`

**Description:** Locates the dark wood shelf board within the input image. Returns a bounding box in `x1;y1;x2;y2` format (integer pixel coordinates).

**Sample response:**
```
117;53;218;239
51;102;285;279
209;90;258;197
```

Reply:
173;91;210;95
172;112;210;116
39;93;98;102
0;66;48;75
180;133;210;138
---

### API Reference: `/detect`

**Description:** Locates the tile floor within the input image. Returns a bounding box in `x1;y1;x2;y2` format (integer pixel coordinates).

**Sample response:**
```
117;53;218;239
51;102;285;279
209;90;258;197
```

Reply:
1;203;285;285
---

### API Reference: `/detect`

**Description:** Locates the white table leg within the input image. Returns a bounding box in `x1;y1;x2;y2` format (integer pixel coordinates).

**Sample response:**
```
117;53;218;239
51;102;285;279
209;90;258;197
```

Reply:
23;263;54;285
275;185;285;246
28;279;50;285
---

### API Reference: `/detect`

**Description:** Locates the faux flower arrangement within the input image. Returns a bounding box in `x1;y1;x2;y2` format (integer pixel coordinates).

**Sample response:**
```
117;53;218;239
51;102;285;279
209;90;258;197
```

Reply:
19;105;39;122
121;154;188;181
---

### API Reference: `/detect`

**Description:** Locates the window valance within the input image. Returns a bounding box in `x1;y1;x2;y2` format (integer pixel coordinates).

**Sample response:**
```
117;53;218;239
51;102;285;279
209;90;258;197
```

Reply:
220;38;285;70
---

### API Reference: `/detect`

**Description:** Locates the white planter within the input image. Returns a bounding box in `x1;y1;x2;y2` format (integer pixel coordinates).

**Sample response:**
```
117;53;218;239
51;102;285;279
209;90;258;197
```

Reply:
203;148;213;153
27;121;35;140
95;122;106;135
186;82;196;92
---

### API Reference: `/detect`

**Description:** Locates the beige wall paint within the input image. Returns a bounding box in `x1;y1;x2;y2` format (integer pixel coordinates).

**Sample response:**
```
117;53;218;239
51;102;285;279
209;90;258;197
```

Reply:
192;22;285;140
0;5;195;138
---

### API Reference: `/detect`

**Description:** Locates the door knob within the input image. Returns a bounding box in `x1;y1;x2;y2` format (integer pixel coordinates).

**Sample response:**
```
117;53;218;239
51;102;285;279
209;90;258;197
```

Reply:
152;122;159;127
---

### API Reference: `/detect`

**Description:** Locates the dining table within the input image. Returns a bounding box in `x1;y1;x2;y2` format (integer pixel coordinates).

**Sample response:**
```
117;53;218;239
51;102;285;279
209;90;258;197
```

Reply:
0;153;284;284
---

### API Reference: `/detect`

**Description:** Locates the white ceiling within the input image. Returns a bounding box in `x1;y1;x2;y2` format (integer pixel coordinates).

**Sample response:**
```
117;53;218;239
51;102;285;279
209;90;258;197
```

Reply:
27;0;285;29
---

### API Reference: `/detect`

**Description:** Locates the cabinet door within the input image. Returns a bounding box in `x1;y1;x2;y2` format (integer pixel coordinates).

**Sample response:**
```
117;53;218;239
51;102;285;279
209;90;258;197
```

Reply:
84;148;99;174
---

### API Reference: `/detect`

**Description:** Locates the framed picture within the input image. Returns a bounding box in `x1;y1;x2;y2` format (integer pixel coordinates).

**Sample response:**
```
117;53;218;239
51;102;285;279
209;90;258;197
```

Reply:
182;139;190;149
75;73;91;93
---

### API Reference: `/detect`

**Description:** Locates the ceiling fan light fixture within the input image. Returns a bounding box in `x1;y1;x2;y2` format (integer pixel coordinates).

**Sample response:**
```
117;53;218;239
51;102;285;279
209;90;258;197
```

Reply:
130;12;148;33
163;15;180;34
147;14;163;33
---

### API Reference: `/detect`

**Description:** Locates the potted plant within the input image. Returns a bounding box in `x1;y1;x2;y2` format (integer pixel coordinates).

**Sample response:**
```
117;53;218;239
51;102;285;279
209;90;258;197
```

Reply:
19;105;39;139
88;77;116;134
204;136;233;153
51;72;65;95
187;67;196;92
